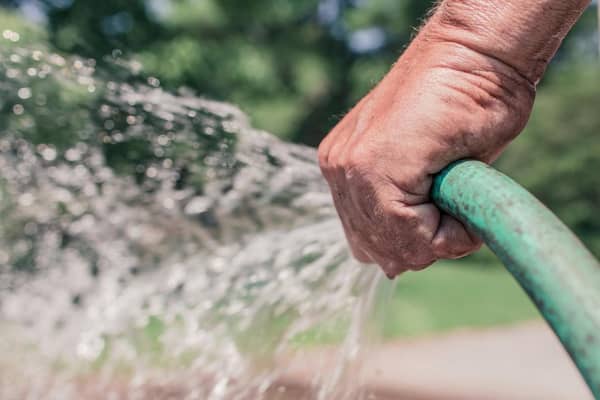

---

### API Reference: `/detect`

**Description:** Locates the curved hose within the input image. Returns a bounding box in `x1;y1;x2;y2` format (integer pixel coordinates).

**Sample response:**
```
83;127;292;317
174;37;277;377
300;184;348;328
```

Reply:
432;160;600;398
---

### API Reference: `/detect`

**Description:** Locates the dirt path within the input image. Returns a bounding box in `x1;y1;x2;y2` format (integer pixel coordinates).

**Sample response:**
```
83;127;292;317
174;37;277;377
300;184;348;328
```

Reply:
277;322;594;399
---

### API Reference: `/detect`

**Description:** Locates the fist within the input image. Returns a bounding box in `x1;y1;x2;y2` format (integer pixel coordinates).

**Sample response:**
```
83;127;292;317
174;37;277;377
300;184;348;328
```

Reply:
318;38;535;278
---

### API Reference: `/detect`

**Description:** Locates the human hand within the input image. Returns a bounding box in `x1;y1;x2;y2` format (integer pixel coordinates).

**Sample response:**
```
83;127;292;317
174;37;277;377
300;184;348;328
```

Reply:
318;35;536;278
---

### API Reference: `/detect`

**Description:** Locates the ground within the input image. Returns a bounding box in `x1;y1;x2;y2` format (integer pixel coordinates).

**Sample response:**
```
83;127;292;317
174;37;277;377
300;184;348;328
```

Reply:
278;322;594;399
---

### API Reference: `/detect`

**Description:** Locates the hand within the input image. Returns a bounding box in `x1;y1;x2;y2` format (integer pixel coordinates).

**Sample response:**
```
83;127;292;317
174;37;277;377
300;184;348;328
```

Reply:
318;35;536;278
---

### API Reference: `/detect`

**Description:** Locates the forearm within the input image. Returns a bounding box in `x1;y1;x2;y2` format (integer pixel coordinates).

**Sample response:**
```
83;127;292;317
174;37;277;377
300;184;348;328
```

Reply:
423;0;591;84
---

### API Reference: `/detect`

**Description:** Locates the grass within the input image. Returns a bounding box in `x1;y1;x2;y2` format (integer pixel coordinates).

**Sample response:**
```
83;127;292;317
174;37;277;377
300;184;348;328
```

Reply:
371;258;540;340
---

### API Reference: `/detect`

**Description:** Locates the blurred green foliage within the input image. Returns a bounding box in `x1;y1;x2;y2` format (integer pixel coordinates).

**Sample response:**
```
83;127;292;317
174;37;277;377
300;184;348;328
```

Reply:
3;0;440;144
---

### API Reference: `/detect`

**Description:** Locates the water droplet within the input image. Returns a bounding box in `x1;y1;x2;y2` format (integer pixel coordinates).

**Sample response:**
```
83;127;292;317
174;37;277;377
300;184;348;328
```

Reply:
12;104;24;115
162;197;175;209
17;88;32;100
40;146;57;161
157;135;169;146
184;197;212;215
48;53;66;66
77;333;105;361
145;166;158;178
32;50;43;61
6;68;19;78
147;77;160;87
65;148;82;162
130;60;142;73
2;30;20;42
18;192;34;207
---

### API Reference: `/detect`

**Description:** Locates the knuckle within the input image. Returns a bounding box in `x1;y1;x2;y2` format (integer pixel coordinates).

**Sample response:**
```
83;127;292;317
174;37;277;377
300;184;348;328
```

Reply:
378;202;413;224
345;145;374;171
317;137;331;169
382;200;405;215
371;202;404;228
432;233;449;250
326;143;346;172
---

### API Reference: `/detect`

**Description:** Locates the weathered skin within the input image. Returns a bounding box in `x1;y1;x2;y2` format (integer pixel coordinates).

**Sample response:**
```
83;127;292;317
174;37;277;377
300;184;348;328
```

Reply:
318;0;591;277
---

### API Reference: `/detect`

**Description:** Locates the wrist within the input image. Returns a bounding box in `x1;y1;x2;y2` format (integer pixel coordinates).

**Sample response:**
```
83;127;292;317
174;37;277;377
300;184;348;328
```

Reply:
421;0;591;84
390;33;536;117
382;34;536;165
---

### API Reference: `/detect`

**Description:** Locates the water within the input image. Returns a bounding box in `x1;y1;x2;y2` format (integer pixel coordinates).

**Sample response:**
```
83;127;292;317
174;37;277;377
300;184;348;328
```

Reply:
0;32;383;399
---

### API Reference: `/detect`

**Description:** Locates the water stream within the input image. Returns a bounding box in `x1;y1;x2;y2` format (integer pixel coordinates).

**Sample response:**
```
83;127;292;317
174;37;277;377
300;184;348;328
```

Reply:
0;33;383;399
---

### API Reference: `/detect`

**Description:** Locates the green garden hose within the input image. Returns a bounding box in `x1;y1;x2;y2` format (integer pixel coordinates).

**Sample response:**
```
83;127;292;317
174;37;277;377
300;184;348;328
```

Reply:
432;160;600;399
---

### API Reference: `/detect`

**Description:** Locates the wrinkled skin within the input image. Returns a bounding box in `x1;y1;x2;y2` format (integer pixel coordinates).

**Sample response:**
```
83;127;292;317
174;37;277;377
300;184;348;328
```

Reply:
318;34;536;278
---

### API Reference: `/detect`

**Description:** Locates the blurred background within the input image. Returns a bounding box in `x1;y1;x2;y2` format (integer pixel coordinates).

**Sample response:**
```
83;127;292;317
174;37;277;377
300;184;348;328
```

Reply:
1;0;599;345
0;1;599;398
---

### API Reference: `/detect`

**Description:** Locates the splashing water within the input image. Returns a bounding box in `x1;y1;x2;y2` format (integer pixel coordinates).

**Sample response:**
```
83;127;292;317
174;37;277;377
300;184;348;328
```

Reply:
0;31;384;399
